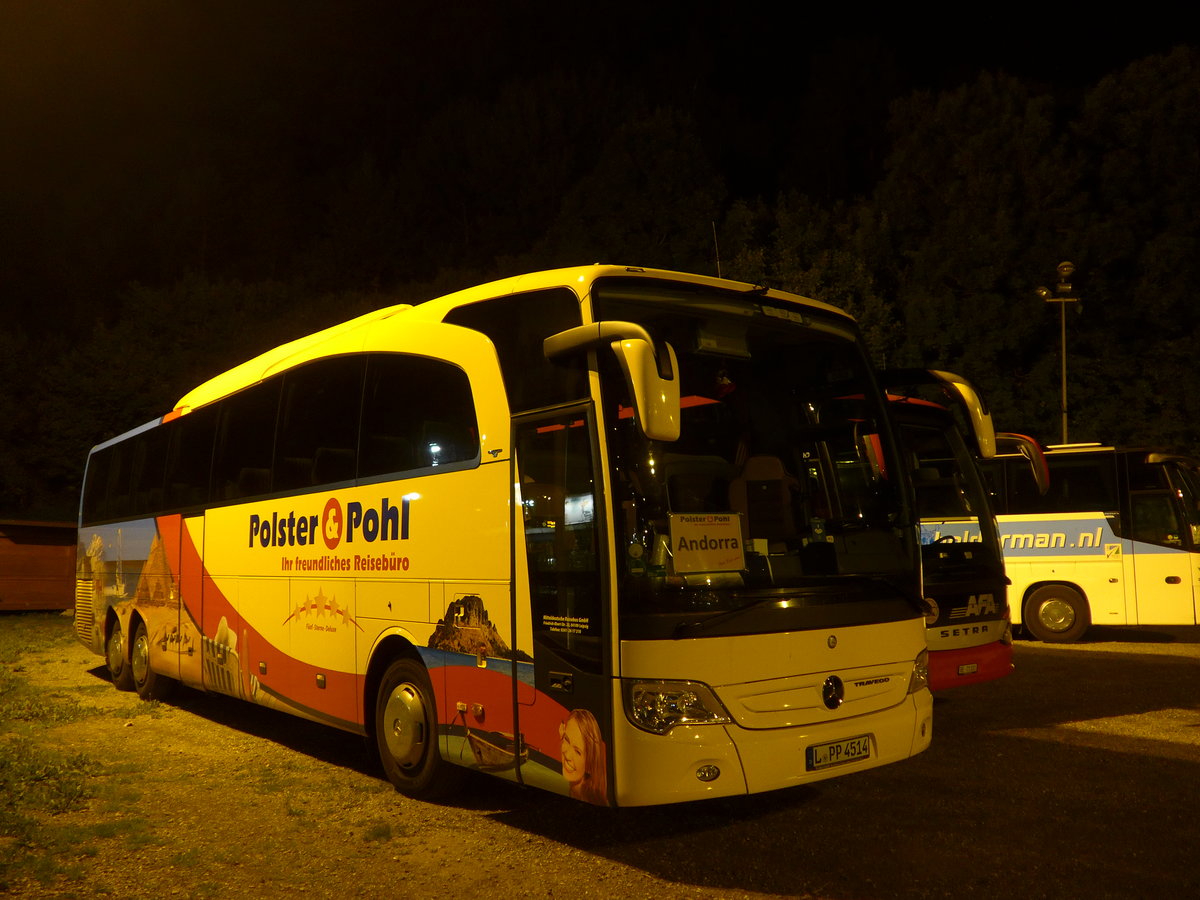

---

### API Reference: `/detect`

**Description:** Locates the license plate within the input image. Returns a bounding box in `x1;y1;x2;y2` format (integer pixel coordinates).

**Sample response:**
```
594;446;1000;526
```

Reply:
806;734;872;771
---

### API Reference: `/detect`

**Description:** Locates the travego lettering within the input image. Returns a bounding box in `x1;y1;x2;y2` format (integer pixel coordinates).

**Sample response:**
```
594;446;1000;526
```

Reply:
250;497;410;549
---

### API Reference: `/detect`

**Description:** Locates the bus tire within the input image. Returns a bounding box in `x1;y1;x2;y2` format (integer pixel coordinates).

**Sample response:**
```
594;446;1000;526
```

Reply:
1024;585;1090;643
131;621;176;701
374;657;456;798
106;624;135;691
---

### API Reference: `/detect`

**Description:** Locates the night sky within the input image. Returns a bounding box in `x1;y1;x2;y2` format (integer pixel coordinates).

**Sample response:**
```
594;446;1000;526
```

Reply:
1;1;1197;517
2;3;1185;318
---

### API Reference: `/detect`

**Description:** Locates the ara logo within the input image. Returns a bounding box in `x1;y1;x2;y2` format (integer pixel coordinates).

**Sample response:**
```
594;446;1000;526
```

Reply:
948;593;998;620
249;497;411;549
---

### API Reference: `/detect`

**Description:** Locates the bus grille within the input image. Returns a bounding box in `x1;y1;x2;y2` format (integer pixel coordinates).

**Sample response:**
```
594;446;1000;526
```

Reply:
74;580;95;643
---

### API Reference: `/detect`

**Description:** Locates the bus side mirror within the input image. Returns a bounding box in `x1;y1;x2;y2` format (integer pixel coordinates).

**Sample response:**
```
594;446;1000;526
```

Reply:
612;338;680;441
927;370;996;458
543;321;681;442
997;432;1050;496
877;368;996;458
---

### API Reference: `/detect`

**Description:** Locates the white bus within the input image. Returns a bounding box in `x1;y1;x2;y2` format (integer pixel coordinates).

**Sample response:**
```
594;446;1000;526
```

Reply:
75;265;933;807
981;444;1200;641
882;371;1045;689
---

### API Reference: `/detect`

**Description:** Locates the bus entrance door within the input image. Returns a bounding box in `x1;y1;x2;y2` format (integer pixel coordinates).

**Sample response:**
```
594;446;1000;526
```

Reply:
513;409;612;806
1128;490;1199;625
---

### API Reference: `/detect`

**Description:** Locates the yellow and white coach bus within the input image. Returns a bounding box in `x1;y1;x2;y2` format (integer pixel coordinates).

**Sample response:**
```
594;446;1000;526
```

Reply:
981;443;1200;641
76;265;933;807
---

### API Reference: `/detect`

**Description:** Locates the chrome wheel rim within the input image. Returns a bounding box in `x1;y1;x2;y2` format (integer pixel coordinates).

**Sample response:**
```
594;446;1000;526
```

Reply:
382;682;427;770
106;629;124;673
1038;598;1076;633
131;631;151;686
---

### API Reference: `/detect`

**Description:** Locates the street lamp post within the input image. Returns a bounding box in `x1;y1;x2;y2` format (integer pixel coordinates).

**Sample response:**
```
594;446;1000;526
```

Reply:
1037;261;1079;445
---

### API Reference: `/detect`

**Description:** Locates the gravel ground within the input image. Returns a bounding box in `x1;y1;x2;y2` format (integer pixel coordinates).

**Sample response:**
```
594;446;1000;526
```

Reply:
6;616;1200;899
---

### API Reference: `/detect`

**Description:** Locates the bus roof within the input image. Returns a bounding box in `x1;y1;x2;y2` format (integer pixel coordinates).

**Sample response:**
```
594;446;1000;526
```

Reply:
172;265;850;415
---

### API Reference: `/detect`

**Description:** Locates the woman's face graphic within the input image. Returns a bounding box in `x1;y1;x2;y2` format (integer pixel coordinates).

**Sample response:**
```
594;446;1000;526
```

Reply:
560;717;585;785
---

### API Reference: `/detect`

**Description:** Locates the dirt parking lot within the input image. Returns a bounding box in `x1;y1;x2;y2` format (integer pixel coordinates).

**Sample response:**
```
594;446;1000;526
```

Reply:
5;615;1200;899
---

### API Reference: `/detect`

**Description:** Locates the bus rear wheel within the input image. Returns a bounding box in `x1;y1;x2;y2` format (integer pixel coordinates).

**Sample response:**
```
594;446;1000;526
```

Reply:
131;621;176;701
374;658;456;798
1024;585;1090;643
106;625;135;691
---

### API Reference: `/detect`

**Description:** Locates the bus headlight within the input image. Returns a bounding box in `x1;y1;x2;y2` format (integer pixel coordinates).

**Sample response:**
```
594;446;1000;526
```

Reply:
907;648;930;695
623;679;732;735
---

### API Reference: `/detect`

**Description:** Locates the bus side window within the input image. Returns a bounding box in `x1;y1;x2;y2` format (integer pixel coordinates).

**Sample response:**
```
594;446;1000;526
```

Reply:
1014;454;1117;515
442;288;586;413
211;380;281;502
130;427;168;515
164;404;217;511
1129;491;1183;548
81;446;114;524
103;444;134;522
359;354;479;479
275;357;364;491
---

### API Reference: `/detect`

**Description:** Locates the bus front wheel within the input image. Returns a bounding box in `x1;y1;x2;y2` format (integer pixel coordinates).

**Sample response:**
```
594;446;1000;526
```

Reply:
106;625;135;691
374;658;457;798
131;621;176;701
1024;585;1090;643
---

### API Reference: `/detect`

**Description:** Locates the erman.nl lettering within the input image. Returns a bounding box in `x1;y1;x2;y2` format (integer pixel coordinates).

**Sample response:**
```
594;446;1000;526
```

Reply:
249;497;410;550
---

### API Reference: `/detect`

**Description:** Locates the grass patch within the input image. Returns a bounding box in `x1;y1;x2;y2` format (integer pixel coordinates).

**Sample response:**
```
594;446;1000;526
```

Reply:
171;846;205;867
2;691;86;724
0;612;77;661
0;738;93;816
107;699;163;719
0;613;115;892
363;822;393;841
0;738;98;890
1;613;93;728
58;817;153;844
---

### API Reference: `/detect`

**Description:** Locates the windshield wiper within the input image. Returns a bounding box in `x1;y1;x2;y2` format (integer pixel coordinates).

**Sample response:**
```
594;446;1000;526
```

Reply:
671;574;920;639
672;595;791;639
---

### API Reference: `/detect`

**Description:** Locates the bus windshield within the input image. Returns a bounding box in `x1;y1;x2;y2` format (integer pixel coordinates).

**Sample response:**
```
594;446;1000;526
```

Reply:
592;278;920;638
1156;456;1200;546
901;405;1003;569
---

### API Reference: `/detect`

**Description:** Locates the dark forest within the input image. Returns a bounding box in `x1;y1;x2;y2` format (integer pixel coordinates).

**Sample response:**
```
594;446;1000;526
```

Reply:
2;2;1198;518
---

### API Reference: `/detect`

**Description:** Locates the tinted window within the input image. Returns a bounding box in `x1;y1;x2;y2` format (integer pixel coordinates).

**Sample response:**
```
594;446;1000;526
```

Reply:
516;410;603;671
1008;453;1118;514
443;288;586;412
275;357;364;491
81;445;115;524
164;405;217;510
83;350;482;523
211;380;281;501
130;425;168;514
359;355;479;478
